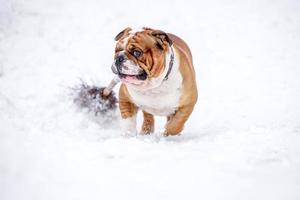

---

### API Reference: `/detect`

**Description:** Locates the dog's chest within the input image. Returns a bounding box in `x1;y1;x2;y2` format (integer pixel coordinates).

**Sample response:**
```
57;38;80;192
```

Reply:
128;71;182;116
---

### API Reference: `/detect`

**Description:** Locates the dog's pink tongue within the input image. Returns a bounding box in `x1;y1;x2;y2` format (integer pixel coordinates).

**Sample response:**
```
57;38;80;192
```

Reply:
122;75;143;85
125;75;136;80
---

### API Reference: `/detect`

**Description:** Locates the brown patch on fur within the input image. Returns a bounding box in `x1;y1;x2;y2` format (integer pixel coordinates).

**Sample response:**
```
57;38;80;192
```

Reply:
114;27;132;41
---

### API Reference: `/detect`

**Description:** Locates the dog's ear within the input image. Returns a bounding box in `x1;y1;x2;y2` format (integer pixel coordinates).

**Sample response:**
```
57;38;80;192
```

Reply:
151;30;172;50
114;27;132;41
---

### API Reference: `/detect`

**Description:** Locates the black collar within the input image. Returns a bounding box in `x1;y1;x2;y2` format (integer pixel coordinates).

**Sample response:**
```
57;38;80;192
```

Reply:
163;45;174;81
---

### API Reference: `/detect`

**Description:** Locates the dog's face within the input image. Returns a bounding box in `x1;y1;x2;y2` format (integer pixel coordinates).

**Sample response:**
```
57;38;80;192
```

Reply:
111;27;172;88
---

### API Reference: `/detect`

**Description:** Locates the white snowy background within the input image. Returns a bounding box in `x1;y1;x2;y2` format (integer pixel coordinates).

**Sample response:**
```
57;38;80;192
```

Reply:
1;0;300;199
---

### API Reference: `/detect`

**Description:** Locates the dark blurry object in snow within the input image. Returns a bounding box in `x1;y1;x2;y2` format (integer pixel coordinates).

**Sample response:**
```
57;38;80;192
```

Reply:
73;84;117;115
72;77;120;118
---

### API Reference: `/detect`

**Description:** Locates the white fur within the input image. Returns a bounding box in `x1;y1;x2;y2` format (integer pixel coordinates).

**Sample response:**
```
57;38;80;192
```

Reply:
127;47;182;116
122;116;137;136
120;53;141;75
129;28;144;35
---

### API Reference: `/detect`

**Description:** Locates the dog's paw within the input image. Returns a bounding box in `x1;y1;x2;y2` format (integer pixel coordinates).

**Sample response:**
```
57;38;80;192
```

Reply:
140;127;154;135
122;128;137;138
163;129;182;137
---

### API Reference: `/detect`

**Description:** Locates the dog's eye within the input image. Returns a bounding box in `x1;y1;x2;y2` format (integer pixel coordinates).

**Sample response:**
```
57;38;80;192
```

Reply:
133;49;142;57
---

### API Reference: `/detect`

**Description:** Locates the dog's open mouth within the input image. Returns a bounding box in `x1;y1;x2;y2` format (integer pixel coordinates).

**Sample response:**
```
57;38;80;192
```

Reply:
111;64;148;82
118;70;147;81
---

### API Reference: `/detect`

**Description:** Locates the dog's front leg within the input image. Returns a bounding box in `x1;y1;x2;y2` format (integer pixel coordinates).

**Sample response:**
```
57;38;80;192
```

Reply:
165;105;194;136
141;111;155;135
122;114;137;137
119;84;138;136
119;101;137;136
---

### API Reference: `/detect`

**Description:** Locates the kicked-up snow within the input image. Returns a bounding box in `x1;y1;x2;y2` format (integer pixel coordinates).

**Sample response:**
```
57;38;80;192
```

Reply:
0;0;300;199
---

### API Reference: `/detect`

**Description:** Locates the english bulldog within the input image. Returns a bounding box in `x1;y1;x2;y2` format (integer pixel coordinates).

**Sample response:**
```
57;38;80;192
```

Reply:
111;27;198;136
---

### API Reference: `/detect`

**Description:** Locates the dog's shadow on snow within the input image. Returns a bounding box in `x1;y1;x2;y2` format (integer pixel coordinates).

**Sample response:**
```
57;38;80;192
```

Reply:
82;108;223;144
158;129;222;143
89;115;222;143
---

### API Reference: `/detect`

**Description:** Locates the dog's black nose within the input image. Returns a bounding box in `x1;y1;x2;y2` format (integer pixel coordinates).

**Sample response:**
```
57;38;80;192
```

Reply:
115;55;125;66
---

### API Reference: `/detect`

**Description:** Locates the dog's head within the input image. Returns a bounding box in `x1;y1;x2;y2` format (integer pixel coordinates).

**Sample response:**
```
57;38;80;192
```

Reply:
111;27;172;89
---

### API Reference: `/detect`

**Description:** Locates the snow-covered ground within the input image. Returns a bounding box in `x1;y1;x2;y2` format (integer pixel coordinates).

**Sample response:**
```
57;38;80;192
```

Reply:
1;0;300;199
